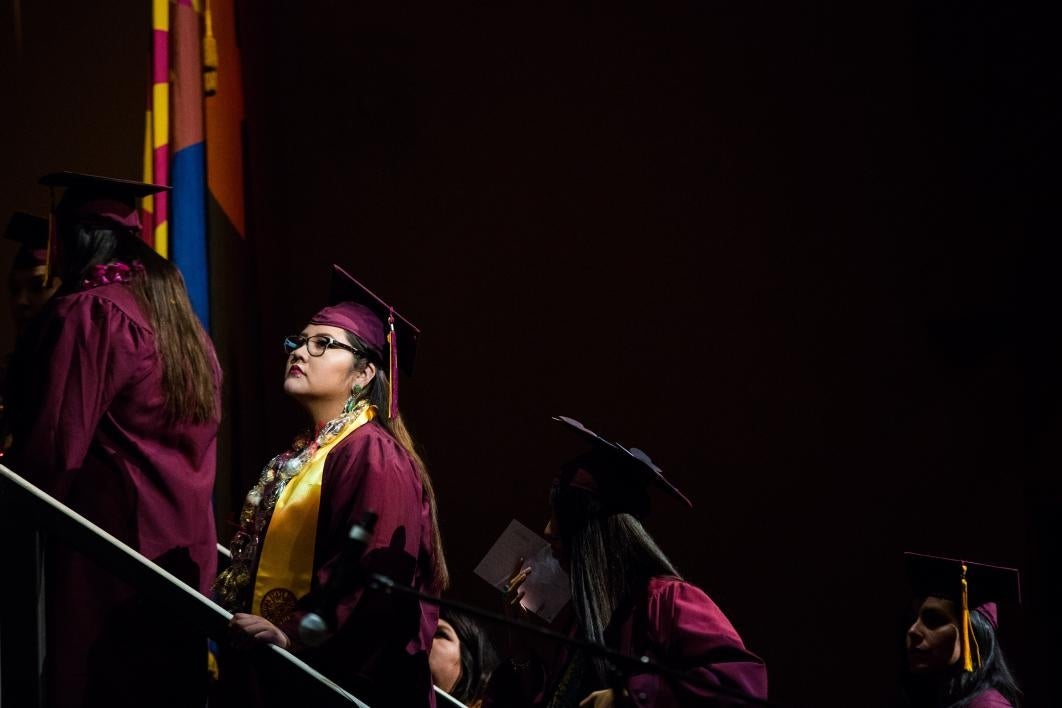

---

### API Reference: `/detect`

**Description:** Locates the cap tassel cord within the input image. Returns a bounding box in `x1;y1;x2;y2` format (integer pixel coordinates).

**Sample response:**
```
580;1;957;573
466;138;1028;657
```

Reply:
387;309;398;419
961;562;975;672
970;618;982;669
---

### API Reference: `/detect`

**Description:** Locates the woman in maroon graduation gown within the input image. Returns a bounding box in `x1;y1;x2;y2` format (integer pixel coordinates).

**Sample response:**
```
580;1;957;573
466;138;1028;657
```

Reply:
5;172;221;707
487;417;768;708
899;553;1023;708
214;265;447;707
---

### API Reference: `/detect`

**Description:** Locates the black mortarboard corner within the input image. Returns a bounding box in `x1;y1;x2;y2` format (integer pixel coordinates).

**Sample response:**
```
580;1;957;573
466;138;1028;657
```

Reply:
38;171;170;280
552;415;693;518
309;264;420;419
905;552;1021;672
4;212;50;269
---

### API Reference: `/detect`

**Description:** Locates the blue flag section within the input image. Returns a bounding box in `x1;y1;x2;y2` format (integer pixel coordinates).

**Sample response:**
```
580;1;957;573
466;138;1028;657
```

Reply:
172;140;210;331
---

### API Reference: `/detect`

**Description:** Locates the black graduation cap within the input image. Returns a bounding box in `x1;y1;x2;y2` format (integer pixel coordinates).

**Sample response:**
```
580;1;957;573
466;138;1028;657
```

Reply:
4;212;50;268
309;264;420;418
39;171;169;232
552;415;693;516
905;552;1021;671
905;552;1021;619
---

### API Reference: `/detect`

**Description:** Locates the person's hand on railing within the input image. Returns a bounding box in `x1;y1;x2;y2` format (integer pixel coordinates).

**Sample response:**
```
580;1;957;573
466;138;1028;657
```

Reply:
230;612;292;650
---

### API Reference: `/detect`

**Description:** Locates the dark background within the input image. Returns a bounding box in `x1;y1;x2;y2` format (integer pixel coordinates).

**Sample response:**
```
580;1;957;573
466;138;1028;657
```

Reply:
1;1;1057;706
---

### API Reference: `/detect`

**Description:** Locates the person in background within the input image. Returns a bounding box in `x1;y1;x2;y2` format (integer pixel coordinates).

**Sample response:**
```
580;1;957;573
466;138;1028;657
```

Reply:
5;171;221;708
4;211;61;335
487;416;768;708
0;211;62;456
214;264;447;708
899;552;1023;708
431;607;500;707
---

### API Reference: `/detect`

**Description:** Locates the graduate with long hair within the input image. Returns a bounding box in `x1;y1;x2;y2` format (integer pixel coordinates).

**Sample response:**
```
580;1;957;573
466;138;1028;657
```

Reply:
487;417;768;708
6;172;221;708
214;265;446;707
900;553;1023;708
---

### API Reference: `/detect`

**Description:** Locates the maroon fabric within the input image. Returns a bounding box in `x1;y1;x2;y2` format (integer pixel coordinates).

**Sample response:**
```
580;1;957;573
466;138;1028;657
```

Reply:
7;282;220;708
966;688;1014;708
60;196;142;232
262;422;438;708
485;576;768;708
310;302;387;353
976;602;999;629
615;577;768;707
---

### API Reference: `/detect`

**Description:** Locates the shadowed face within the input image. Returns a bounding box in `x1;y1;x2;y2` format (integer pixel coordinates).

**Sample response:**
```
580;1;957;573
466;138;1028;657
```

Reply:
543;515;570;571
429;618;462;694
9;266;60;334
906;596;962;674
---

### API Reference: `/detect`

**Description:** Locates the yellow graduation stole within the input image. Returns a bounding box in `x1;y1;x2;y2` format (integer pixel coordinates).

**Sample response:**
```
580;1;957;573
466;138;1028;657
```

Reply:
251;405;375;624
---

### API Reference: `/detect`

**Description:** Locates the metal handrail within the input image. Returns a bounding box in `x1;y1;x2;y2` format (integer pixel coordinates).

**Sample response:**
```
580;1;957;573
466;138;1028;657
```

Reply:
0;464;370;708
215;539;467;706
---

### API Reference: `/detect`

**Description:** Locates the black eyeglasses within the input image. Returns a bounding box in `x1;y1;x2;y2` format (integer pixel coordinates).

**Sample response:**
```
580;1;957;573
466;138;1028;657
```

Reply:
283;334;362;357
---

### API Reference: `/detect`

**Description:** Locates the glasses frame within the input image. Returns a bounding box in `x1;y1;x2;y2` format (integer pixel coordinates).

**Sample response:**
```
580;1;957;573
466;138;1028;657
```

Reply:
283;334;362;358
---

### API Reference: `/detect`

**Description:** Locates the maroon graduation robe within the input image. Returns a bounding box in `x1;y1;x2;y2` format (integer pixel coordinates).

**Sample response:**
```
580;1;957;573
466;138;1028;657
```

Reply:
966;688;1013;708
224;420;439;708
486;576;768;708
7;282;220;708
615;577;767;706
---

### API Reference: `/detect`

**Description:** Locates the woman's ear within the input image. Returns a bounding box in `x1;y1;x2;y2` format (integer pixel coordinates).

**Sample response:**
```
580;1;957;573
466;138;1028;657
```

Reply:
353;360;377;389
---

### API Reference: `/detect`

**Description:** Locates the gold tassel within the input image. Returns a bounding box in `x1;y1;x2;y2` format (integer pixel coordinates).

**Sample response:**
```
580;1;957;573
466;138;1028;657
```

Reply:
202;0;218;96
961;563;974;672
387;312;397;419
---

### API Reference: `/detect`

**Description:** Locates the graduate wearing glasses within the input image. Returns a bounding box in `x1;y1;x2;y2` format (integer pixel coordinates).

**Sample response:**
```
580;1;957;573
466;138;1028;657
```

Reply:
214;265;447;708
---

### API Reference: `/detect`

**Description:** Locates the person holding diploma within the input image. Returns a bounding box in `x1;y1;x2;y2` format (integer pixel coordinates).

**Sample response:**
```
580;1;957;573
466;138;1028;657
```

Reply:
486;416;768;708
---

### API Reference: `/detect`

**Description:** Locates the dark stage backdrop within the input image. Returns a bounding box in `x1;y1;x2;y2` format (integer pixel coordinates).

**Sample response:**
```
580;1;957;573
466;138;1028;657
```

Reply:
1;2;1057;706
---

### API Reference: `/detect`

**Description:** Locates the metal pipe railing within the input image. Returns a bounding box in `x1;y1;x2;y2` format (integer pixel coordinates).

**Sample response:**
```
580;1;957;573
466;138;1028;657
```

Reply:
0;464;370;708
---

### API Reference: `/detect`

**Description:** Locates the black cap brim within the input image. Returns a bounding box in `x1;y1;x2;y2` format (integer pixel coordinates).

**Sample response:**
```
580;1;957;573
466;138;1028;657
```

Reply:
553;415;693;509
39;171;170;200
904;552;1022;608
328;264;420;376
4;212;49;247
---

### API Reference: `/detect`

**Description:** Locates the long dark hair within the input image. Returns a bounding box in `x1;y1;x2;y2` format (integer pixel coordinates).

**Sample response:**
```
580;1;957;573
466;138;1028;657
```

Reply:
901;607;1022;708
549;481;681;682
344;330;449;592
62;225;218;423
442;607;499;705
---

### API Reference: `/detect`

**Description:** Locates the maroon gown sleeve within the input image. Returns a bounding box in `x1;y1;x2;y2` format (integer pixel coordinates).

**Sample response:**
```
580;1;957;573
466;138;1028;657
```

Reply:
626;578;768;707
10;291;144;498
277;423;437;707
7;286;220;708
966;688;1014;708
